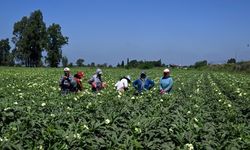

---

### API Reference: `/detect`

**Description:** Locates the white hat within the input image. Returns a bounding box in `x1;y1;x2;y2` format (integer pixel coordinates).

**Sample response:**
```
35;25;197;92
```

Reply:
163;68;170;73
64;67;70;72
96;68;103;74
126;75;131;81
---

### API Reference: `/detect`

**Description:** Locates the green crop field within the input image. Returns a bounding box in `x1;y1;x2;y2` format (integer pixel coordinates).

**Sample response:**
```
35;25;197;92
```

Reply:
0;67;250;149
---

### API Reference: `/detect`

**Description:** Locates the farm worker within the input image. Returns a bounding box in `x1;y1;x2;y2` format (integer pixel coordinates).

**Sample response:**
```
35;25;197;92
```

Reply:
115;75;131;92
160;68;173;94
59;67;74;95
88;68;106;92
72;71;85;92
133;71;155;94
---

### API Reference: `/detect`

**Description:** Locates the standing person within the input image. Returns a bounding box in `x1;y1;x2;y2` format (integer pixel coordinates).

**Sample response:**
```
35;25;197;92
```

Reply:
115;75;131;92
59;67;74;95
133;71;154;94
72;71;85;92
160;68;173;94
88;68;106;92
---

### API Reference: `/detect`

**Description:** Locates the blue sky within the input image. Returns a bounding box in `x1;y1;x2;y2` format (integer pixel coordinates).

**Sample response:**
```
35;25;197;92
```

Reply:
1;0;250;66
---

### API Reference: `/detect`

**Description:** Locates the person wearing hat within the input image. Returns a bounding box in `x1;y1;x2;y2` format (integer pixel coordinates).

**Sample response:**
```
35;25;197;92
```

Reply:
59;67;74;95
115;75;131;92
133;71;155;94
72;71;85;92
88;68;106;92
160;68;173;94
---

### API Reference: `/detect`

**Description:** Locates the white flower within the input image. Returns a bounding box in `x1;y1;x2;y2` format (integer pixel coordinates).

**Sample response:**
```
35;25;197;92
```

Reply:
74;97;78;101
185;143;194;150
160;99;163;102
218;99;222;102
50;114;55;117
3;137;8;141
105;119;111;124
14;102;18;105
135;127;141;133
228;104;232;108
194;123;199;128
83;124;89;130
4;107;11;111
41;103;46;107
194;118;199;122
131;96;135;100
86;102;92;109
74;133;81;139
118;95;121;98
194;104;199;108
187;111;191;114
0;137;3;142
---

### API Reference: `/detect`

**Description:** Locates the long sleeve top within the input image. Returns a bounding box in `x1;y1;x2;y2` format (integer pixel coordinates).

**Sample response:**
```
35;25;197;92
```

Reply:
133;78;154;93
160;76;173;92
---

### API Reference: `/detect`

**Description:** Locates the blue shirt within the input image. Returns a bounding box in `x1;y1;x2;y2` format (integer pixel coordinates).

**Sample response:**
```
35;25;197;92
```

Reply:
160;76;173;92
133;78;155;93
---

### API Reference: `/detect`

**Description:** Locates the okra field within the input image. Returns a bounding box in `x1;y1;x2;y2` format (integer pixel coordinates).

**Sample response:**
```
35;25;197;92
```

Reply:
0;67;249;149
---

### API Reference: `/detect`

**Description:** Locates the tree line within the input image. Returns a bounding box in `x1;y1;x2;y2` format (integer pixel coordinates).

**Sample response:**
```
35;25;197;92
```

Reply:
0;10;68;67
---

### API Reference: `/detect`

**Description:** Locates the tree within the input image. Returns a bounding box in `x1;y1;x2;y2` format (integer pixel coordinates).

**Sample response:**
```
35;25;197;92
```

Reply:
68;62;73;67
117;63;120;68
90;62;95;67
227;58;236;64
0;38;11;66
194;60;208;68
46;23;68;67
12;10;47;67
62;56;68;67
127;58;129;65
121;60;124;67
76;58;84;67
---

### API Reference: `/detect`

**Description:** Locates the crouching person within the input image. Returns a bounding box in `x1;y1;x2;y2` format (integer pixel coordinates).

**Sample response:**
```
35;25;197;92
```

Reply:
160;68;173;94
88;68;106;92
133;71;154;95
59;67;74;95
72;71;85;92
115;75;131;92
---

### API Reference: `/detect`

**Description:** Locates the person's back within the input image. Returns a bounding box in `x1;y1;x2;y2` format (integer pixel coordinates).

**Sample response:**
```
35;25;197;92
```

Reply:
115;75;131;92
73;71;84;92
88;69;104;92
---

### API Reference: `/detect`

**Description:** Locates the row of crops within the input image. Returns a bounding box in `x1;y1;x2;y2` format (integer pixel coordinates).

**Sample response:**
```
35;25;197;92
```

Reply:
0;67;249;149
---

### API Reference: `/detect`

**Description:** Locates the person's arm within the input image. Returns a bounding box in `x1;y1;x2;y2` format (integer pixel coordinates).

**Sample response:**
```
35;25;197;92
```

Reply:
159;78;163;91
133;80;138;89
148;79;155;89
59;76;63;86
115;81;119;87
88;76;94;84
124;80;128;88
123;80;129;91
78;80;83;91
163;78;173;92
